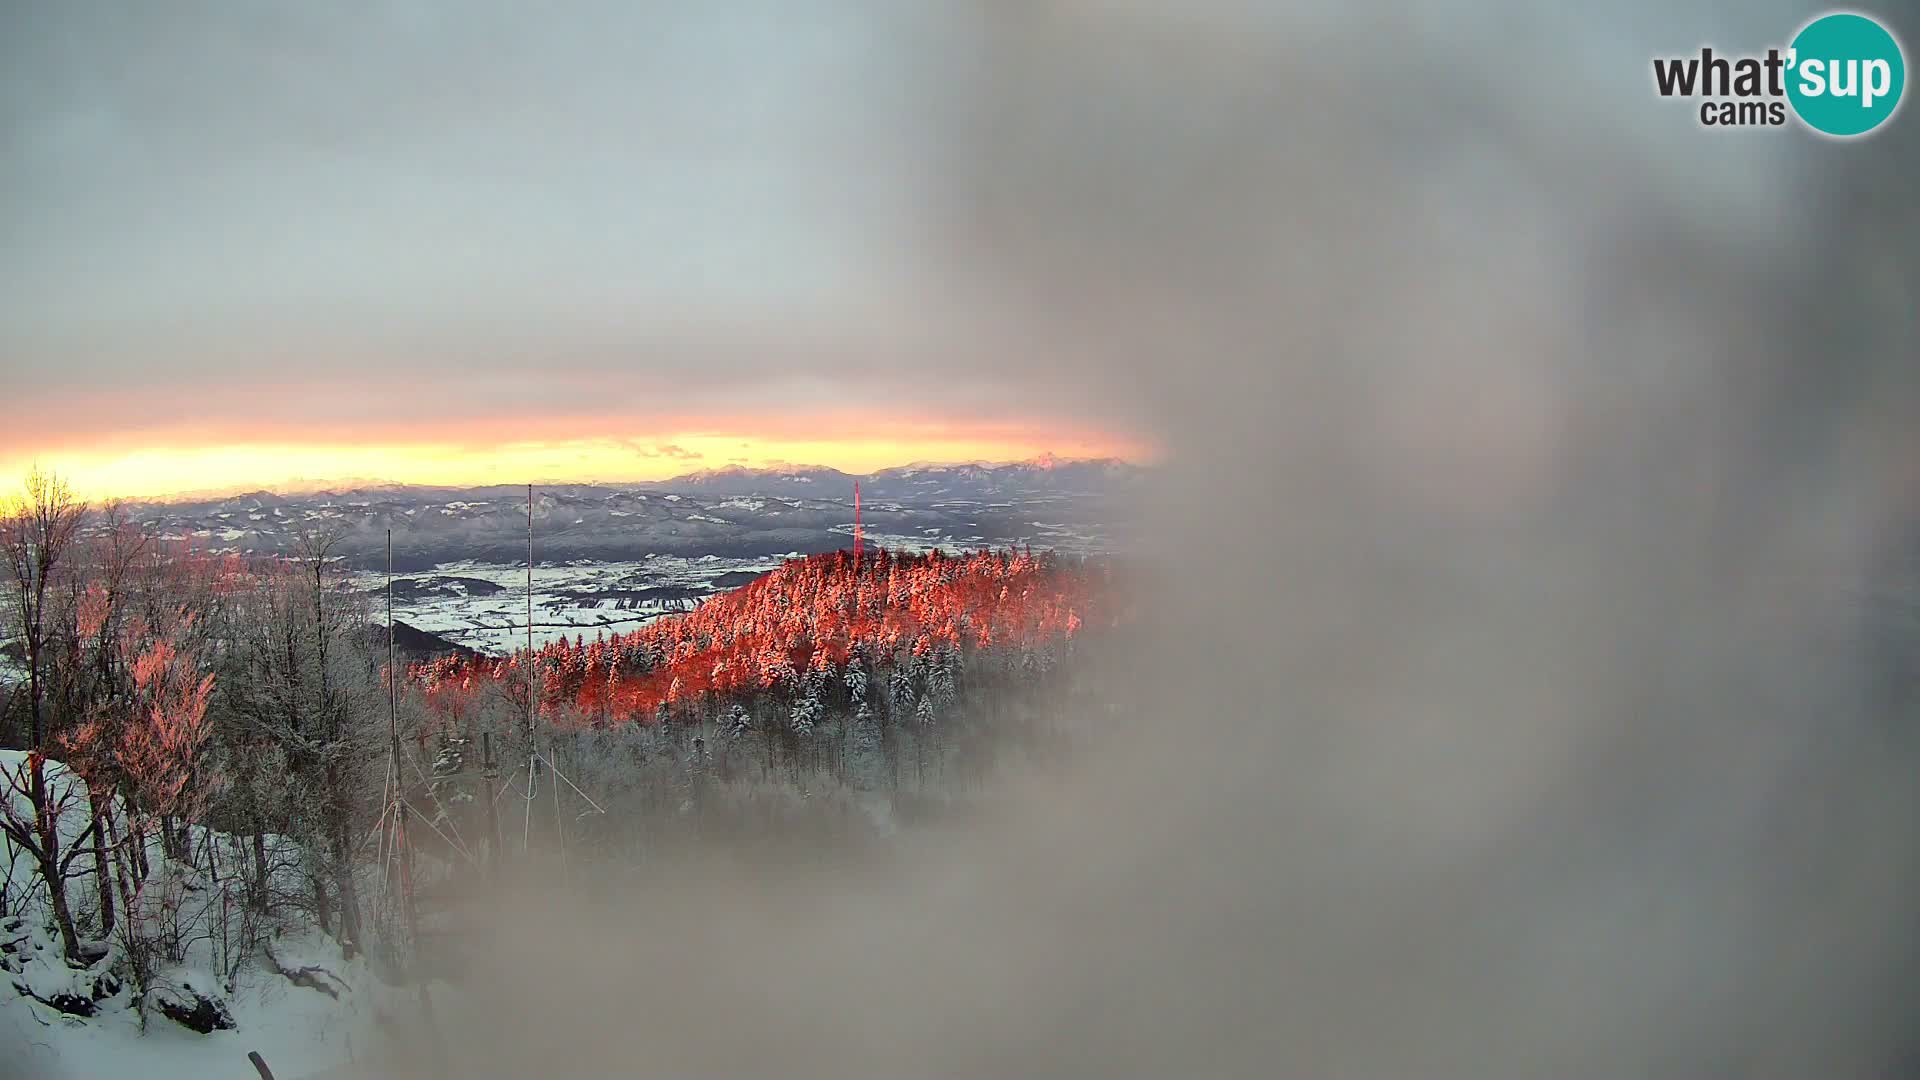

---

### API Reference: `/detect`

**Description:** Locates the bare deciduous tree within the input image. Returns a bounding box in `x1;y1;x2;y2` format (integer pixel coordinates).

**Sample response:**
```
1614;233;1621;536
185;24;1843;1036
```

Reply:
0;468;90;958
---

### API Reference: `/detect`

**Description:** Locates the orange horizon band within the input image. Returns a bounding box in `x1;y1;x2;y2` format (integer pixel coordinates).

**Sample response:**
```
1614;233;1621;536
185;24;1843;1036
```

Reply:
0;430;1157;503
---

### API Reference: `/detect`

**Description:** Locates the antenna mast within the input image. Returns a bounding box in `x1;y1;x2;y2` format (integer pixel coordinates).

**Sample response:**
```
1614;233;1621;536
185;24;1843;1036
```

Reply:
527;482;535;743
387;531;421;961
514;482;604;866
853;479;862;573
524;482;539;854
387;528;397;757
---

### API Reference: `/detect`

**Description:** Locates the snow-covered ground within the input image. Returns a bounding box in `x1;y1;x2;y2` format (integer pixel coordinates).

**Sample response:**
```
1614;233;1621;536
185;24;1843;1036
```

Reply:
357;553;790;653
7;925;397;1080
1;749;425;1080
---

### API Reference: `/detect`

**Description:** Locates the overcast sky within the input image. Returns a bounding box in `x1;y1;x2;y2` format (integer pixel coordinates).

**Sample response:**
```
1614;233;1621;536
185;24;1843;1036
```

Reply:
0;2;1147;495
0;1;1874;500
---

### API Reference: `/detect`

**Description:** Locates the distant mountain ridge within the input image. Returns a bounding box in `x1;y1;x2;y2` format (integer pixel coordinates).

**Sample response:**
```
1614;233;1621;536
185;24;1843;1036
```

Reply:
97;457;1137;572
658;456;1145;499
657;463;857;496
118;456;1146;507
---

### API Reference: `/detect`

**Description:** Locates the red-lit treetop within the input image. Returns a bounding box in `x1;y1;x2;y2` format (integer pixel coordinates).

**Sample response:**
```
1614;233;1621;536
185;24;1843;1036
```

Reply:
413;547;1107;729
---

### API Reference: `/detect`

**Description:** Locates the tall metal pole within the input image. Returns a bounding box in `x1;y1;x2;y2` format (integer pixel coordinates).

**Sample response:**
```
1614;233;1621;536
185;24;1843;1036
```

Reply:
388;530;399;765
518;482;599;875
478;731;500;871
853;479;861;575
389;531;420;954
395;542;449;1077
527;483;535;743
525;484;538;855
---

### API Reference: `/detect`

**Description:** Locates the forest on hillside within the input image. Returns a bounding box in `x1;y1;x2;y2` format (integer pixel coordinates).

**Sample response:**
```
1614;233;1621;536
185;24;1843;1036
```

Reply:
416;547;1109;776
0;469;1125;1032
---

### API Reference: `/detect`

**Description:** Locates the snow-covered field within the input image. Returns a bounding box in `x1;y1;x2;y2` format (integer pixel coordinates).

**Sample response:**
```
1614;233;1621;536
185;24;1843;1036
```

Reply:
358;553;791;653
363;520;1117;655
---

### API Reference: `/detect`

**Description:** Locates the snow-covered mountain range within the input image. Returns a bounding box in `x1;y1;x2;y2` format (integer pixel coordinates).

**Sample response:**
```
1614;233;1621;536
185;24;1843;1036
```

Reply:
652;455;1145;499
116;458;1144;572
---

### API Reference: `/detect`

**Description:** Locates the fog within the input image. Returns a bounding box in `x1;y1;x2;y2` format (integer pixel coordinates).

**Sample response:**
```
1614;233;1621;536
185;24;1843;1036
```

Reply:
159;2;1920;1076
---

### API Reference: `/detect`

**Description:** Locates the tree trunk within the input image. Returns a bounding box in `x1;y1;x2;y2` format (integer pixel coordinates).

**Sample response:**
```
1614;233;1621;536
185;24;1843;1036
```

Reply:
132;817;150;882
318;750;365;958
312;873;332;938
882;713;898;791
27;661;42;749
251;832;269;913
28;758;81;960
479;732;501;873
36;850;81;961
90;796;116;938
330;821;363;959
106;813;138;934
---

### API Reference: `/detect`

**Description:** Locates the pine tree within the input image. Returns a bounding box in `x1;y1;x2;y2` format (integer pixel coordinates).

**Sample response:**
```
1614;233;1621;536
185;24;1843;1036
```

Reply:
888;662;915;715
725;703;752;742
790;689;822;738
912;694;937;789
844;643;870;703
849;699;882;791
931;646;959;708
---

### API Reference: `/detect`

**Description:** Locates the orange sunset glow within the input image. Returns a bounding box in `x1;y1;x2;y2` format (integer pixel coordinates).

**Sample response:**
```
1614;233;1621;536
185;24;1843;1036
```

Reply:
3;0;1165;504
3;424;1153;502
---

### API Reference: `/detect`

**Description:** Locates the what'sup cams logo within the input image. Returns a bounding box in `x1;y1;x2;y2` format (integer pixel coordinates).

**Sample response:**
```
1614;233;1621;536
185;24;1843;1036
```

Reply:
1653;11;1906;136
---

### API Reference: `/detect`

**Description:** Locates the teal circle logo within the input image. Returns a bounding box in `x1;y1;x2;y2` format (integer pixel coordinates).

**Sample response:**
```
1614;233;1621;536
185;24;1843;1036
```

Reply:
1787;12;1906;136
